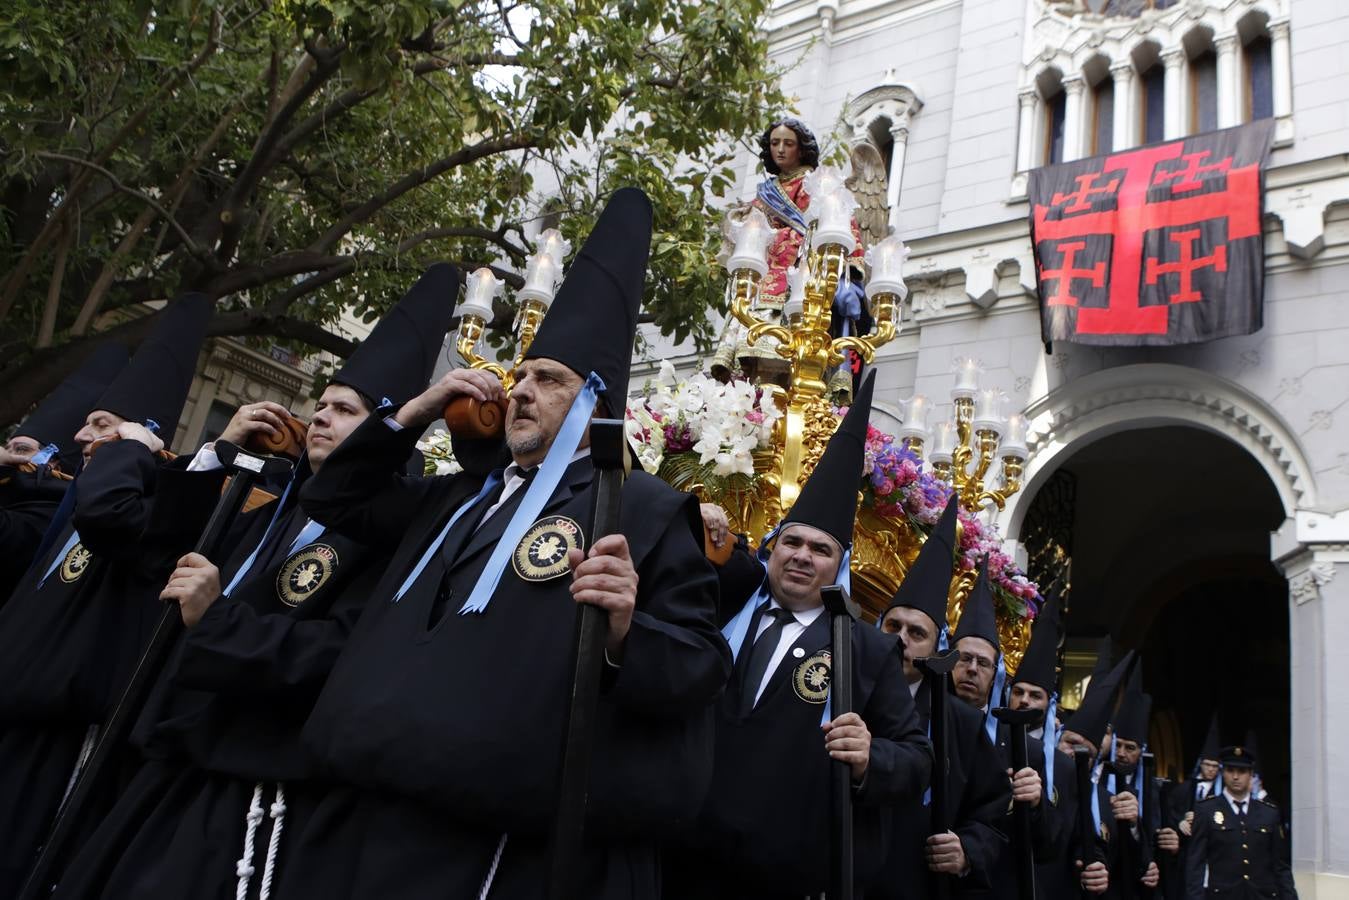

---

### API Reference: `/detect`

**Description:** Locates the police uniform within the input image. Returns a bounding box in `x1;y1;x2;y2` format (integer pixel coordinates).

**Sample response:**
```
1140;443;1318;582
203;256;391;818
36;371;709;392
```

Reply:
289;189;729;900
0;296;217;894
49;265;456;900
1184;746;1296;900
666;372;932;899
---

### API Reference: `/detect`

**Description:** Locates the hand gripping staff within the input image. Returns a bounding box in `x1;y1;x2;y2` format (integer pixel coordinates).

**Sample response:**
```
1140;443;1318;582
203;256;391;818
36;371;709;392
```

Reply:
820;584;859;900
21;441;294;900
547;420;628;900
916;649;961;900
993;705;1044;900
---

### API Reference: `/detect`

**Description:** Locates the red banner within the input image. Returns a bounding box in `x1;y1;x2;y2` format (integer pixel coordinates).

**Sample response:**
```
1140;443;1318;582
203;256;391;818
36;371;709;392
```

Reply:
1029;121;1274;347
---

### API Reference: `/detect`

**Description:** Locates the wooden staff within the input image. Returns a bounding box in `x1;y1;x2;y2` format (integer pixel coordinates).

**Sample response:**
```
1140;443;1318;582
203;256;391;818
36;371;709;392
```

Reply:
821;584;860;900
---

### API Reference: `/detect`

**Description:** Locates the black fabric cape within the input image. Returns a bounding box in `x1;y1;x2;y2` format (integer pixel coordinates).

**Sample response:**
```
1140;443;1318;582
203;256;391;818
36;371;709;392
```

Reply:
868;678;1011;900
1095;769;1152;900
0;441;225;894
665;546;932;899
52;462;394;900
288;412;729;899
0;465;68;606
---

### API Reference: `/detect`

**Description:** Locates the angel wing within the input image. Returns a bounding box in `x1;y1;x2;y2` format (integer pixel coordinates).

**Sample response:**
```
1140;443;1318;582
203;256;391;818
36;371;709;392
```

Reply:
846;141;890;250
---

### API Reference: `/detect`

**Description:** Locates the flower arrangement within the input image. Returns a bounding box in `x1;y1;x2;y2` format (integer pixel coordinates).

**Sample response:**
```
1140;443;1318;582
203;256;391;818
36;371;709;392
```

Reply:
858;420;1040;622
416;428;462;476
625;361;780;495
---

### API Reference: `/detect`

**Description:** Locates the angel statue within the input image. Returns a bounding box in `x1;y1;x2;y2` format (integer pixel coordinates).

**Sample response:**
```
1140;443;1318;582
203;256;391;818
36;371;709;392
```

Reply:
712;117;889;401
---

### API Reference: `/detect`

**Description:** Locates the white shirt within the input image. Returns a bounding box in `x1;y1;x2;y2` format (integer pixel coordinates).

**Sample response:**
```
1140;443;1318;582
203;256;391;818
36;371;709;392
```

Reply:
478;448;590;526
749;600;824;706
1223;789;1251;815
1196;780;1212;801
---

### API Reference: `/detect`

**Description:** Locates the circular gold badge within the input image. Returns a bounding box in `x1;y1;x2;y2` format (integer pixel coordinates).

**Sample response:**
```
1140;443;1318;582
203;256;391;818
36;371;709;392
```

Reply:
276;543;338;607
512;516;584;582
59;542;92;584
792;649;832;704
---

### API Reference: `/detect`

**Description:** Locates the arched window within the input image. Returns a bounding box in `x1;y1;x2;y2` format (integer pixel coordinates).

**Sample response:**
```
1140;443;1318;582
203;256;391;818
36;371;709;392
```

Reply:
867;117;896;178
1090;76;1114;155
1045;89;1067;165
1139;63;1165;144
1244;35;1273;121
1190;49;1219;133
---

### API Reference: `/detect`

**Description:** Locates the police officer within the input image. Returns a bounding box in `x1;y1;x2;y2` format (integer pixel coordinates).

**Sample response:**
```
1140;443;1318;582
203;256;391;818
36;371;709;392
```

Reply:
1185;743;1296;899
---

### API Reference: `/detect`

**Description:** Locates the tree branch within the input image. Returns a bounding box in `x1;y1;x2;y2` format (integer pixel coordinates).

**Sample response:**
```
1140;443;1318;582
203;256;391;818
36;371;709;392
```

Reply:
310;132;538;254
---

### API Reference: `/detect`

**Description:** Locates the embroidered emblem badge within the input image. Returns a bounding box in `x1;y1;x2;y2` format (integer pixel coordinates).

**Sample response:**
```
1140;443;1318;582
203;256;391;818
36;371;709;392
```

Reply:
59;542;92;583
513;516;584;582
1213;810;1225;826
277;543;338;607
792;649;832;704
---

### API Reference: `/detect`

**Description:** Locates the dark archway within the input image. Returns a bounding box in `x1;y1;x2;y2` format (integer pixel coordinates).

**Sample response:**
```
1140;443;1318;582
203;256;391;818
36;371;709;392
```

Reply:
1022;425;1289;804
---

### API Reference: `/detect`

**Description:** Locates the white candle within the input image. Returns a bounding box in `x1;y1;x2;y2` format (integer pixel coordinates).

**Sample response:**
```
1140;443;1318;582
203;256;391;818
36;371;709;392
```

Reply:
517;252;560;307
930;420;957;463
1001;414;1029;458
900;395;930;442
805;166;859;253
459;267;501;322
865;234;910;301
727;208;774;276
535;228;572;267
951;358;981;401
972;389;1006;436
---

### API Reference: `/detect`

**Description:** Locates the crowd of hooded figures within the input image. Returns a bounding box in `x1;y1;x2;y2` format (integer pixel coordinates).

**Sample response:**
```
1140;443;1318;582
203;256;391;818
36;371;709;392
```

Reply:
0;189;1297;900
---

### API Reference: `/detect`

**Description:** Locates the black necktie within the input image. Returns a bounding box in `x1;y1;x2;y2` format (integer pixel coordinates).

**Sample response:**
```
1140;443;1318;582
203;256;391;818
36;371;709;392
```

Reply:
1235;799;1247;818
740;607;794;712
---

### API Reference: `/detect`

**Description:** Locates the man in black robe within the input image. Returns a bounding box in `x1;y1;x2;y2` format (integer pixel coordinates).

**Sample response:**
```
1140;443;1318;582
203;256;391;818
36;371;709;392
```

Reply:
49;264;457;899
871;496;1011;899
0;343;127;603
1097;681;1161;899
986;590;1082;900
291;188;727;900
0;296;220;894
665;371;932;898
1160;715;1221;900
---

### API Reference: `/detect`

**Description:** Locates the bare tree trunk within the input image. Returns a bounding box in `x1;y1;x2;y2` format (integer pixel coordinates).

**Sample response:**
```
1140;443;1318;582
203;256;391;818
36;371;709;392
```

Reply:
35;227;73;348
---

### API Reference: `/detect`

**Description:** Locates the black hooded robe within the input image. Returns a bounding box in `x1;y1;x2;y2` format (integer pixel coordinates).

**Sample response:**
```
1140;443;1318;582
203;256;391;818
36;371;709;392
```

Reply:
284;413;728;900
0;441;226;893
0;466;68;605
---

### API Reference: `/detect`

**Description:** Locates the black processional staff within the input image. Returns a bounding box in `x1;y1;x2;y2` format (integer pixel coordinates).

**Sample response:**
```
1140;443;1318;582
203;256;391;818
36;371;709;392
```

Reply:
993;705;1043;900
20;440;294;900
916;649;962;900
1074;746;1098;899
547;419;628;900
821;584;859;900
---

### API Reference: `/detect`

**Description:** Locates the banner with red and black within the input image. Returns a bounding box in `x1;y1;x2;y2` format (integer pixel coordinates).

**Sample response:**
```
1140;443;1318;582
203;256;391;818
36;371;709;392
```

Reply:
1029;120;1274;348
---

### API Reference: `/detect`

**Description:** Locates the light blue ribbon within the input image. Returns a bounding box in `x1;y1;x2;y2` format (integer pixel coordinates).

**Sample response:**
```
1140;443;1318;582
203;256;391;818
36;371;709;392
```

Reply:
1043;692;1059;802
393;473;502;603
221;481;295;597
984;653;1007;743
1091;742;1118;837
458;372;604;615
39;529;83;587
29;443;59;466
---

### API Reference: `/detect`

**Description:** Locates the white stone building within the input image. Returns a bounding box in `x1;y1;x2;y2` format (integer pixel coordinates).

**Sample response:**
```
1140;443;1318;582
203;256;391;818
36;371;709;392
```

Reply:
638;0;1349;892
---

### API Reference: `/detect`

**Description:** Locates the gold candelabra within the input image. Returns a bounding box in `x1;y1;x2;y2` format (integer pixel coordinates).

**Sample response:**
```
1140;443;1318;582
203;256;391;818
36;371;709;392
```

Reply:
925;365;1029;512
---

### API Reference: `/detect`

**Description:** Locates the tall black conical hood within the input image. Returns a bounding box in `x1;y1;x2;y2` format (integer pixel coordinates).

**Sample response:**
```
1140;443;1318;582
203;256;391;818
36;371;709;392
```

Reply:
1113;666;1151;743
884;493;959;632
523;187;651;413
1063;649;1136;745
334;263;457;406
779;370;874;550
94;294;212;443
1197;713;1221;763
952;556;1000;654
16;343;128;462
1012;586;1061;693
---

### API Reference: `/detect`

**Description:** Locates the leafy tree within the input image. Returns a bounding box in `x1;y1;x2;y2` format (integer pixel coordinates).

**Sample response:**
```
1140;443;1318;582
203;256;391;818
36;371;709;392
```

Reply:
0;0;785;424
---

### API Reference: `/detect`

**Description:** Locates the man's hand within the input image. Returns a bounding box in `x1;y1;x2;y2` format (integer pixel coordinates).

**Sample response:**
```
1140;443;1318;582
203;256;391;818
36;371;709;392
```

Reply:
0;447;33;467
568;534;638;660
1141;861;1160;888
822;712;871;782
219;401;294;447
700;503;730;549
1009;766;1043;807
395;369;505;430
1110;791;1139;824
925;831;968;876
117;421;164;455
160;553;222;628
1180;810;1194;837
1157;826;1180;853
1077;860;1108;894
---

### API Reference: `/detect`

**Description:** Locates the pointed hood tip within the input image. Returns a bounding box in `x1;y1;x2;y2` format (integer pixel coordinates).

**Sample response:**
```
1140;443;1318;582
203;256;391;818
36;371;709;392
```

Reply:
951;555;1000;654
884;493;959;632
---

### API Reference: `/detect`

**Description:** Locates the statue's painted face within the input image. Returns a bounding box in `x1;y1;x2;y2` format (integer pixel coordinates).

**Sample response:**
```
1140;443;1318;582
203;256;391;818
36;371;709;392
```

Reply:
769;125;802;172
